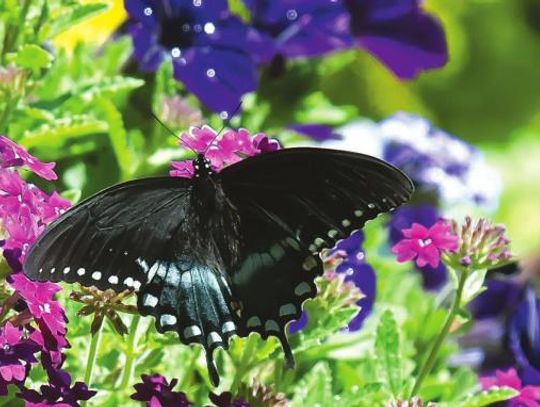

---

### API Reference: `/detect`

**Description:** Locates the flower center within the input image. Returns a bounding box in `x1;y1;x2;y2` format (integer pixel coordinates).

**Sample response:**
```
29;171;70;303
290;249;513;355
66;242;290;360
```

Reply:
418;238;432;248
159;14;197;50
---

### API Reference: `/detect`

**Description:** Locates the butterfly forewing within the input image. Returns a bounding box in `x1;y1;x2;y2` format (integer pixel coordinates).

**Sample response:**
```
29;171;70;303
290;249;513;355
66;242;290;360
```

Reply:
24;177;192;291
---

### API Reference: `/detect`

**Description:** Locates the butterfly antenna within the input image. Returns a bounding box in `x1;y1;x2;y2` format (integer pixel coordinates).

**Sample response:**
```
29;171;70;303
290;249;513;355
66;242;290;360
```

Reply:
151;112;180;140
203;101;243;154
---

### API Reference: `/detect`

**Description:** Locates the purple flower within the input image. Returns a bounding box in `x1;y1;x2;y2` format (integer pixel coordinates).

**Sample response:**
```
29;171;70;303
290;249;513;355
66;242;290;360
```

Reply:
19;353;96;407
470;277;523;321
124;0;270;114
331;115;502;211
209;392;250;407
288;123;341;142
10;274;68;352
345;0;448;79
389;205;448;289
245;0;352;59
0;136;57;180
170;126;280;177
0;322;39;396
331;231;376;331
131;374;191;407
509;289;540;385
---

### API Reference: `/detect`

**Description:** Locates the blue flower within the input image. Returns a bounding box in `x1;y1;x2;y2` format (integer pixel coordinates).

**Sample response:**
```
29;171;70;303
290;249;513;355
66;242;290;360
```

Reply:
288;123;341;142
509;288;540;385
124;0;270;114
388;204;448;290
244;0;352;59
345;0;448;79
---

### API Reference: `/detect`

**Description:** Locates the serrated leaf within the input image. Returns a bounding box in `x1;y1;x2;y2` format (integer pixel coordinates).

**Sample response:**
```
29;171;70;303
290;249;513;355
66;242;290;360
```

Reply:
95;97;136;180
292;362;334;407
13;44;53;74
375;310;402;397
77;76;145;102
20;116;108;148
47;3;109;38
456;387;518;407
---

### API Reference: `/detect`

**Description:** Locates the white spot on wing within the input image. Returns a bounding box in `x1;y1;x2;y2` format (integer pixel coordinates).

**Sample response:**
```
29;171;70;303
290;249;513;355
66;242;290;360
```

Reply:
108;275;119;284
63;267;70;274
222;321;236;333
77;268;85;276
184;325;202;338
294;282;311;296
160;314;177;326
265;320;280;332
91;271;102;280
342;219;351;227
247;316;262;328
207;332;222;346
354;209;364;217
279;303;297;317
143;294;158;308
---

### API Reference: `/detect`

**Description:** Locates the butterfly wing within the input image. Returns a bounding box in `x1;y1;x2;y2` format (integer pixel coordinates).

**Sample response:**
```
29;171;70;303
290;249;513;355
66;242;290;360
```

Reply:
24;177;193;291
221;148;413;359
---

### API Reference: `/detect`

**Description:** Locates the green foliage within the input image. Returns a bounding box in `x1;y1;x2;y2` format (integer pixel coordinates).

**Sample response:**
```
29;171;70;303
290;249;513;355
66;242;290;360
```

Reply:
454;387;519;407
375;310;402;398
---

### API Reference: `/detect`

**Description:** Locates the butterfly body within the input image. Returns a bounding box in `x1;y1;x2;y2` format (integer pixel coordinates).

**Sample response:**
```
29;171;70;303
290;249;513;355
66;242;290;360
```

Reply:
23;148;414;386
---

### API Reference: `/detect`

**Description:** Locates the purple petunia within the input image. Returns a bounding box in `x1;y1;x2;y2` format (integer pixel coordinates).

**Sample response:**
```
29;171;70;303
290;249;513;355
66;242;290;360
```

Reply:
131;374;192;407
245;0;352;59
19;353;96;407
170;126;280;177
345;0;448;79
124;0;272;114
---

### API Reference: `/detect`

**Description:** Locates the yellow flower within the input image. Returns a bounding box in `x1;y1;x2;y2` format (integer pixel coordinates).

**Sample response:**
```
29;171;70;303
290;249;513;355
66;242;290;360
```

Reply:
53;0;127;51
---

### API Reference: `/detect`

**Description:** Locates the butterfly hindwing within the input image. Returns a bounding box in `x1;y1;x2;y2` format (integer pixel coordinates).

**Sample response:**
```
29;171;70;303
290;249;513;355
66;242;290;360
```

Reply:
24;177;192;292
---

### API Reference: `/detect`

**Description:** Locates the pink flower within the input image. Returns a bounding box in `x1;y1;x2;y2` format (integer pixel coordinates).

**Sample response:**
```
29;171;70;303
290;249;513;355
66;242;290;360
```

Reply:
10;274;68;351
480;368;540;406
391;220;458;268
0;135;57;180
170;126;281;177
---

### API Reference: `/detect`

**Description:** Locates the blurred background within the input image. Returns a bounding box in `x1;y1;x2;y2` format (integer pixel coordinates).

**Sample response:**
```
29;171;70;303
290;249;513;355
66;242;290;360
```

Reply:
47;0;540;256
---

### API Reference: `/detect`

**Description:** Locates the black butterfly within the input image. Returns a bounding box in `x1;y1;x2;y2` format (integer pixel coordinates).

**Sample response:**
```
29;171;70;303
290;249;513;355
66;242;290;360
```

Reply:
23;147;413;386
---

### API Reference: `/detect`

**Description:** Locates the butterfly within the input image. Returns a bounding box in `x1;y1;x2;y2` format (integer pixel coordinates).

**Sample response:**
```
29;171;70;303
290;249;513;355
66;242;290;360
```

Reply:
23;147;413;386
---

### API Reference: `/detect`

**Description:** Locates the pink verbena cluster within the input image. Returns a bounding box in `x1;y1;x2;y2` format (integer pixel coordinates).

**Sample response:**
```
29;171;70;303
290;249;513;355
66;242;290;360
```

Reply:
170;126;280;178
481;368;540;406
391;220;459;269
0;136;93;403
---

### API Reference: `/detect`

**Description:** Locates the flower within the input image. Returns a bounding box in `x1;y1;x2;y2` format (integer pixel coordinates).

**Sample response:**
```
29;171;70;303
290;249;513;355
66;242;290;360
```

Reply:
480;368;540;406
210;382;289;407
288;124;341;142
509;289;540;385
446;217;512;270
70;286;137;336
329;115;502;211
124;0;270;113
389;205;448;290
345;0;448;79
160;95;203;129
387;398;436;407
170;126;280;176
19;353;96;407
10;274;68;352
0;136;57;180
329;231;376;331
0;322;39;396
131;374;192;407
244;0;352;59
209;392;250;407
391;220;458;269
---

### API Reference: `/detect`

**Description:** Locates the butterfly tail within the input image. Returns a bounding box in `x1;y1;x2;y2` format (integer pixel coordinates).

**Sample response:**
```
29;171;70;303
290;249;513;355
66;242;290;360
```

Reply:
206;348;220;387
279;333;295;369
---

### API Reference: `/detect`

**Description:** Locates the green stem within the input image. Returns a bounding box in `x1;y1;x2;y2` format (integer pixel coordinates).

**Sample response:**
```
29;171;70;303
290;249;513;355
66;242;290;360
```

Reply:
178;347;201;389
119;315;141;390
231;334;258;392
82;318;104;406
410;269;468;398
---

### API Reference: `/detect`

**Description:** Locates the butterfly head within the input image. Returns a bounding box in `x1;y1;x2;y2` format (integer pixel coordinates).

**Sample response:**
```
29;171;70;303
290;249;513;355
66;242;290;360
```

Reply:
193;153;214;178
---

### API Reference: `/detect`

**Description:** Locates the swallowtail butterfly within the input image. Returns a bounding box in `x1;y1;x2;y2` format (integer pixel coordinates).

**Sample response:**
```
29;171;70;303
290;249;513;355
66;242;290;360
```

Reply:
24;148;413;385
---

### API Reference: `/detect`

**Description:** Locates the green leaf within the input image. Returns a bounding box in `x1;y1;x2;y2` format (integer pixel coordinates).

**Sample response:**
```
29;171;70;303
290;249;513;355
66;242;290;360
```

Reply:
13;44;53;74
375;310;402;398
461;269;487;306
20;115;108;149
292;362;334;407
60;189;82;205
456;387;518;407
46;3;109;38
95;97;138;180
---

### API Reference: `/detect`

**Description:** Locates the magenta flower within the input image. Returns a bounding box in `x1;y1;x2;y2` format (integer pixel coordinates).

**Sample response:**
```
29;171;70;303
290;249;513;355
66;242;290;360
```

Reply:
391;220;458;268
170;126;280;177
0;136;57;180
480;368;540;406
10;274;68;351
131;374;191;407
